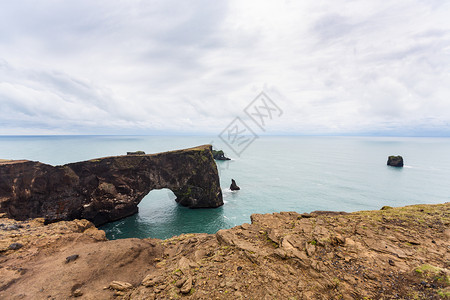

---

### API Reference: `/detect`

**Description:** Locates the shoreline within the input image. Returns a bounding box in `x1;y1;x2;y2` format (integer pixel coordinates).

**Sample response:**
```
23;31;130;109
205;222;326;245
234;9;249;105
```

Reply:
1;202;449;299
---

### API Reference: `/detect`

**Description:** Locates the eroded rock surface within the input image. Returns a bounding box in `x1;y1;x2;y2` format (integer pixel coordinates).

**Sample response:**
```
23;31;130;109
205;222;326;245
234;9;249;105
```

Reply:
0;203;449;299
0;145;222;225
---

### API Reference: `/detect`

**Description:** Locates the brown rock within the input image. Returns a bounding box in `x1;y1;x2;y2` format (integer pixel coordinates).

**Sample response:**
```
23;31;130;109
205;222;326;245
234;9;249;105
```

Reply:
180;276;192;294
177;257;192;271
72;289;83;297
142;274;164;287
305;242;316;257
175;278;187;288
109;281;133;291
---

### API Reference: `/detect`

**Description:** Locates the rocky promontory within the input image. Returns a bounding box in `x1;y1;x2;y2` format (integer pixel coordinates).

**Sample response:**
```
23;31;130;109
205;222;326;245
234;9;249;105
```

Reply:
0;145;222;226
0;203;449;299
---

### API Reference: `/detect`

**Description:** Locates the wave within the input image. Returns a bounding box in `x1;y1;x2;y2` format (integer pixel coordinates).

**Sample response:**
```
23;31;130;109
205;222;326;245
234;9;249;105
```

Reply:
222;188;238;195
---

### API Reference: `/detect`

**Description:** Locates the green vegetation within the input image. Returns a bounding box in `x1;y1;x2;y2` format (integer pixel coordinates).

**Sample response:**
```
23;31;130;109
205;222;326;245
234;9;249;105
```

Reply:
415;264;450;285
126;151;145;155
173;269;182;276
437;289;450;298
380;206;393;210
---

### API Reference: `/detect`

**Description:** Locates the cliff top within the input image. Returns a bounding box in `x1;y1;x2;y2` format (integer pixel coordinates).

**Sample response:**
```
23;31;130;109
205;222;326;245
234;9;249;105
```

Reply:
1;202;449;299
0;159;29;165
0;145;212;166
88;144;213;161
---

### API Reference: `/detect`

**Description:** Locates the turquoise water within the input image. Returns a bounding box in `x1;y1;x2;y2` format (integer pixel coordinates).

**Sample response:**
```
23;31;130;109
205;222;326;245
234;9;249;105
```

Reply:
1;135;449;239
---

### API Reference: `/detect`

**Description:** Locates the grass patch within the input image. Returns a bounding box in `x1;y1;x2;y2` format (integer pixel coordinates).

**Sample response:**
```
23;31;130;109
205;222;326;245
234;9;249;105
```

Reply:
437;289;450;298
415;264;450;285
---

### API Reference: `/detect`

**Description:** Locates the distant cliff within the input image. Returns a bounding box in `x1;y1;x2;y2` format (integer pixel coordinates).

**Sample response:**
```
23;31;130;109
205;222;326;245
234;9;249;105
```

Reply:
0;145;223;225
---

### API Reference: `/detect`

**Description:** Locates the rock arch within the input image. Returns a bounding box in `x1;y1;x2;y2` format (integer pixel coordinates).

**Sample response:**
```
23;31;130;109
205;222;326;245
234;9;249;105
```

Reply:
0;145;223;226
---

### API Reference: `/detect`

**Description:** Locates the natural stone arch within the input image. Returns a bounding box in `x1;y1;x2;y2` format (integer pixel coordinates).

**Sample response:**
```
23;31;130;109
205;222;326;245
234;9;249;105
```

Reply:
0;145;223;226
138;188;177;211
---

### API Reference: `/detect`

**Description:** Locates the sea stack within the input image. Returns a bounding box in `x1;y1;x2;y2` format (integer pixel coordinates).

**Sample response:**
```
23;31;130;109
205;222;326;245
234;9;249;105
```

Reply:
230;179;240;191
212;150;231;160
387;155;404;167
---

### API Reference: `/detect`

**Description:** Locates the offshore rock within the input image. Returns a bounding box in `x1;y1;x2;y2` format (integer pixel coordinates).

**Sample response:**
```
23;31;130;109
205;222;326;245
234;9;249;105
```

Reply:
0;145;222;226
212;150;230;160
387;155;404;167
230;179;240;191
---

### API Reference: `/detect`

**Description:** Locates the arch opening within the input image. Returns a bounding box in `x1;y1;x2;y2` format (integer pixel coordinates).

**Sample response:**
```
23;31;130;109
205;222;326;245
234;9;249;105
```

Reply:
101;187;226;240
138;188;177;217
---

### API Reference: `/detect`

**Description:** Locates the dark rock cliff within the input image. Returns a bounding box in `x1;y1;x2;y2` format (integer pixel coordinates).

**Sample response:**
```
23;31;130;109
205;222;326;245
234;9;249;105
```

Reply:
0;145;223;226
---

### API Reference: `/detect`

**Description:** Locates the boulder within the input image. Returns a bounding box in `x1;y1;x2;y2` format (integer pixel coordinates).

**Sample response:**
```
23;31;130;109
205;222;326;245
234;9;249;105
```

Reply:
180;276;193;294
8;242;23;250
65;254;79;263
387;156;404;167
230;179;240;191
109;281;133;291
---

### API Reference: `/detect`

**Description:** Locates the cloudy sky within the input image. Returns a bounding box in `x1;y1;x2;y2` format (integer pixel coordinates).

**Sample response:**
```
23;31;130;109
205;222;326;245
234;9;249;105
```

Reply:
1;0;449;136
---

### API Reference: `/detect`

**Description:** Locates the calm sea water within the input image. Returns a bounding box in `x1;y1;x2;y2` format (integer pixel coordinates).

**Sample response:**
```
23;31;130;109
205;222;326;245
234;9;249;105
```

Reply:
1;135;449;239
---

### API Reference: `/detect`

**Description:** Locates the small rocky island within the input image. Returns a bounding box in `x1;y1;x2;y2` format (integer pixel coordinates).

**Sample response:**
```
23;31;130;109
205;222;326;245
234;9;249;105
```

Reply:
0;145;223;226
230;179;240;191
212;150;230;160
387;155;404;167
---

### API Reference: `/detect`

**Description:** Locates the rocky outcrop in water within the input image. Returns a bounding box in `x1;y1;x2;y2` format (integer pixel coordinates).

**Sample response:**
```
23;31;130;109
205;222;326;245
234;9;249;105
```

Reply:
230;179;240;191
387;155;404;167
0;145;222;226
212;150;230;160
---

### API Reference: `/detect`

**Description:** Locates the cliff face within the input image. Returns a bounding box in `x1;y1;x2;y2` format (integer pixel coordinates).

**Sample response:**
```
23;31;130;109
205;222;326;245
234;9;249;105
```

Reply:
0;145;223;225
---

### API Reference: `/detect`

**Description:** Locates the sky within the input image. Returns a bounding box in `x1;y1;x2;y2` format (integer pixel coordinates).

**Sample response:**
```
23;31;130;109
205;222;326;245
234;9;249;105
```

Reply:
0;0;449;136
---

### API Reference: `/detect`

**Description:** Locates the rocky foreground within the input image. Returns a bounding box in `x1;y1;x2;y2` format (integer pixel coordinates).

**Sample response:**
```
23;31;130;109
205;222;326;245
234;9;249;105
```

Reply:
0;203;449;299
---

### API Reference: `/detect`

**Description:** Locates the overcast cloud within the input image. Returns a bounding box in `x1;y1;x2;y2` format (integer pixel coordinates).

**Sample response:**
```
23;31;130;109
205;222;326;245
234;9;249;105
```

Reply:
1;0;449;135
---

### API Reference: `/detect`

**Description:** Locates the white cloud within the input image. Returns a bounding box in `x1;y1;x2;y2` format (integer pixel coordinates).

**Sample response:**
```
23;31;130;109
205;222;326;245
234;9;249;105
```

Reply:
0;0;449;135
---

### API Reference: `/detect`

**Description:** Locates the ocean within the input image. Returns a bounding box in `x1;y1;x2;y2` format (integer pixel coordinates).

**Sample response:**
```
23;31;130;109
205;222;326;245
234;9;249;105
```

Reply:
1;135;449;240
